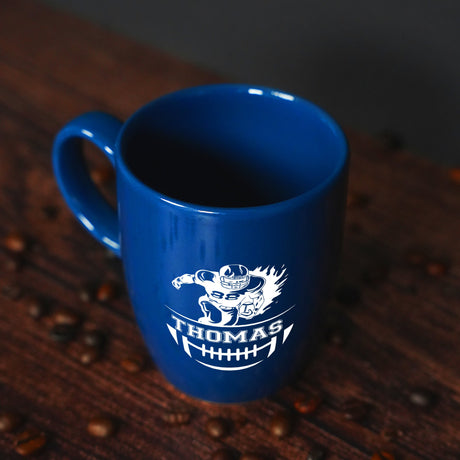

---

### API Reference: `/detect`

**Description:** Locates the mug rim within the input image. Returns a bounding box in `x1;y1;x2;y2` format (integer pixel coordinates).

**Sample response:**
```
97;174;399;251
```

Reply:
115;83;349;216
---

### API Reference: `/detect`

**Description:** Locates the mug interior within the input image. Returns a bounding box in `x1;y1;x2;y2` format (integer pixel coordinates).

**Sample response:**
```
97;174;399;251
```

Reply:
119;85;347;208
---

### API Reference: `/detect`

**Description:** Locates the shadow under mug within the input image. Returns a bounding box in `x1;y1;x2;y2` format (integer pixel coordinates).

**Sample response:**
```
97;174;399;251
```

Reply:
52;84;349;403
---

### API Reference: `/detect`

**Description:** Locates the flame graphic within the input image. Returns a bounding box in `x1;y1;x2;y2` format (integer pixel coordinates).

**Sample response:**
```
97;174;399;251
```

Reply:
250;265;287;316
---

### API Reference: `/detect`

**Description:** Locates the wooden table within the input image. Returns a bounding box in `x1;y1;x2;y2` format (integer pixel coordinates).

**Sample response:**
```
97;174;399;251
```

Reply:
0;1;459;458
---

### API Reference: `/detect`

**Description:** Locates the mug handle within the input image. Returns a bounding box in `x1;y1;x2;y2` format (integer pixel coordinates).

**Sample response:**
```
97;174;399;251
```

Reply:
52;111;123;257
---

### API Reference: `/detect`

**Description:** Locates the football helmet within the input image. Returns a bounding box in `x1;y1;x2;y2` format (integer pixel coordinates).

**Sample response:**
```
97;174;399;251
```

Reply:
219;264;250;290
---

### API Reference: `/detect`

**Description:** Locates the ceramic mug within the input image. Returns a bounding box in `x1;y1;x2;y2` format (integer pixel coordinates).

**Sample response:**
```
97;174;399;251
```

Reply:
52;84;348;403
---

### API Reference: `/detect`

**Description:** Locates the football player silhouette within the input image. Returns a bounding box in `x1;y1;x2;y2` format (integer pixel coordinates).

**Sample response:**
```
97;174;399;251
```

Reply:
172;264;265;326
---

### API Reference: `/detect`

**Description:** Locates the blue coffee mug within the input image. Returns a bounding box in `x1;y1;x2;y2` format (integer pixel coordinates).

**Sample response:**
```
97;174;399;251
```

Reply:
52;84;348;403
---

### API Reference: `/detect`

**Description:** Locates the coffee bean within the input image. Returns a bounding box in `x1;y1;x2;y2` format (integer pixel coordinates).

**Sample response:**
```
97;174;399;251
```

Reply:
347;191;370;208
49;324;77;343
240;454;265;460
4;254;23;272
15;428;47;456
3;231;27;253
91;165;115;185
53;308;81;326
161;410;191;425
87;415;117;438
342;399;369;421
0;411;22;432
25;296;48;320
371;451;395;460
409;388;435;407
96;282;117;302
335;285;361;306
211;447;235;460
269;411;293;438
41;205;59;220
425;261;448;277
307;446;326;460
120;354;145;373
205;416;228;439
1;283;23;300
80;347;101;365
82;329;106;348
448;168;460;185
294;395;322;415
379;130;405;151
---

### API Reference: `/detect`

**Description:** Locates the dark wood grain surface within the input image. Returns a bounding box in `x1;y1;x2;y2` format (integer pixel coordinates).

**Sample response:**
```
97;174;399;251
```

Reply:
0;1;459;459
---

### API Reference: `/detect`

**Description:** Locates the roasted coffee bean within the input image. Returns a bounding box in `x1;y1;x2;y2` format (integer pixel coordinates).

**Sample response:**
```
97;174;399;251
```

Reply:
371;451;395;460
4;254;23;272
205;416;228;439
4;231;27;253
294;395;322;415
1;283;22;300
379;130;405;151
91;165;115;185
53;308;81;326
409;388;435;407
307;446;326;460
41;205;59;220
49;324;77;343
15;428;47;456
96;282;117;302
120;353;145;373
448;168;460;185
335;285;361;306
425;261;448;277
80;347;101;365
347;191;370;208
25;296;48;320
211;447;235;460
269;411;293;438
0;411;22;432
161;410;191;425
87;415;117;438
82;329;106;348
240;454;265;460
342;399;369;421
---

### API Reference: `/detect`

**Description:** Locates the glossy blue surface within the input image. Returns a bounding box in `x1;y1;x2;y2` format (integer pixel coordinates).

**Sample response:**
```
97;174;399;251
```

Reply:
53;112;122;256
53;84;349;403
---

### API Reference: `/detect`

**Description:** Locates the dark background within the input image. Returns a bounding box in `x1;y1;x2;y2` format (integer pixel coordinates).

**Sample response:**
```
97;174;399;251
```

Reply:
41;0;460;165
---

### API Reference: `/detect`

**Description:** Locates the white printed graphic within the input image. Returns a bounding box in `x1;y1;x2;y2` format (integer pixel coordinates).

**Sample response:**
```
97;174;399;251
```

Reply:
167;264;293;371
172;264;287;326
